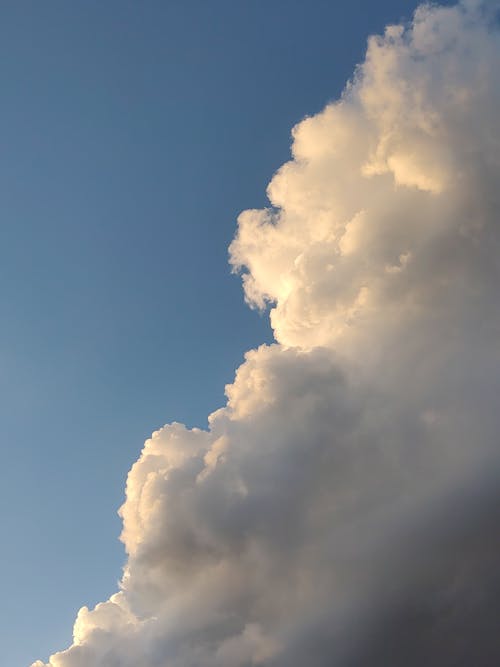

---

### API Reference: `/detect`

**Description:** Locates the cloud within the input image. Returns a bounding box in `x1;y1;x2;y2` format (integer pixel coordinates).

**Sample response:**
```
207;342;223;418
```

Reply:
34;1;500;665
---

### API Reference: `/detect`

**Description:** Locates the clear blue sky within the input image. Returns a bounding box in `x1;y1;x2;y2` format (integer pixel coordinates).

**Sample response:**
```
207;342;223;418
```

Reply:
0;1;448;664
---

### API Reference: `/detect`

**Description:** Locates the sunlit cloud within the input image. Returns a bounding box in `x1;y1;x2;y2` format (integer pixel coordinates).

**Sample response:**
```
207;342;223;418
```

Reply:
34;2;500;665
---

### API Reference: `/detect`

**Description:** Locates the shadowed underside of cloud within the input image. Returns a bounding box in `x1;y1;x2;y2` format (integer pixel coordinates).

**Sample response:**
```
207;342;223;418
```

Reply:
34;1;500;665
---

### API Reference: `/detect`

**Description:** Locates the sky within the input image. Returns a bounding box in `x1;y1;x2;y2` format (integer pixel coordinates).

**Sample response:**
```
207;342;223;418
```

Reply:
5;1;500;666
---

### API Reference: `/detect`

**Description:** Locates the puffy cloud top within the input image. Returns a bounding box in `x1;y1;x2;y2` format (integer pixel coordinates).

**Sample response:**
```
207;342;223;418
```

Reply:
34;2;500;666
230;0;500;358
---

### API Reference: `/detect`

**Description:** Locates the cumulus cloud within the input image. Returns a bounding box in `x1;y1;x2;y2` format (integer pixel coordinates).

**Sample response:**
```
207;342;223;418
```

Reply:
34;2;500;665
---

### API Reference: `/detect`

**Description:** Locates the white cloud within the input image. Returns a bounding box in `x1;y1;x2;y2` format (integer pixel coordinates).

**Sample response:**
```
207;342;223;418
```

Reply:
34;2;500;665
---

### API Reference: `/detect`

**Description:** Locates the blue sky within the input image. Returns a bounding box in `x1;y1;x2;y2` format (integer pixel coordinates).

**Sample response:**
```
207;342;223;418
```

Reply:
0;1;448;664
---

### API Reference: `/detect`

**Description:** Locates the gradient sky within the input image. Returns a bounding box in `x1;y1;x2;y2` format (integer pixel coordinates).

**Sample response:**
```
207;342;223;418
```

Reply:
0;2;454;665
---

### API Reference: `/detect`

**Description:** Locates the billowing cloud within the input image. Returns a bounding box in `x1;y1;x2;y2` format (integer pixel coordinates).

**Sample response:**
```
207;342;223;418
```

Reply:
34;2;500;665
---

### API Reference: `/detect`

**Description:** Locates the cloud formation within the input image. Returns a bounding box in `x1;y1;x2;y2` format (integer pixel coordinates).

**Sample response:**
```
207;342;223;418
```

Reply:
34;2;500;665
